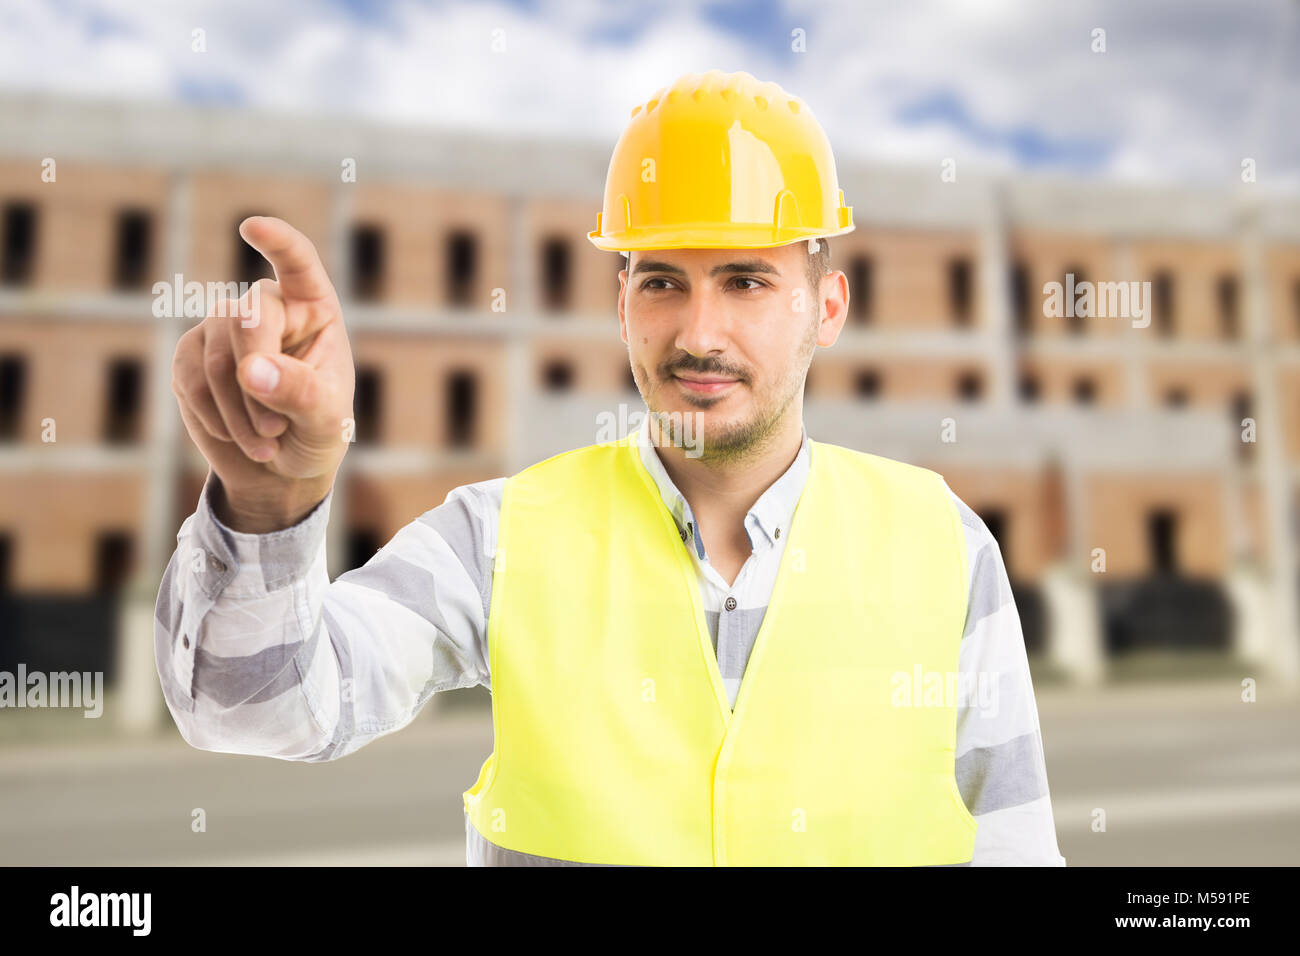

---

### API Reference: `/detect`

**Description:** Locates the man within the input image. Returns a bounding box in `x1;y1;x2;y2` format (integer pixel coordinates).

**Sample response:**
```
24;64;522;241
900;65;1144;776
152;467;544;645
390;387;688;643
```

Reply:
157;69;1065;866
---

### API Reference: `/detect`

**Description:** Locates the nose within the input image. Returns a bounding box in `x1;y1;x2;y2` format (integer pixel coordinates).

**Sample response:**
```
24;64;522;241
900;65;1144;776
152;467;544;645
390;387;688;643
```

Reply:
674;286;730;358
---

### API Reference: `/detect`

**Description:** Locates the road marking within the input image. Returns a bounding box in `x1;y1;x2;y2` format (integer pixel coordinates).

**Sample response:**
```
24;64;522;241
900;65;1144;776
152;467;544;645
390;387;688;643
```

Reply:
1054;779;1300;827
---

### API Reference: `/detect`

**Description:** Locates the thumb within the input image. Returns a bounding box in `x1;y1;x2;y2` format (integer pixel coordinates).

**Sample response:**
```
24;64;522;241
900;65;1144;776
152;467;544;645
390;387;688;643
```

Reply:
236;351;324;421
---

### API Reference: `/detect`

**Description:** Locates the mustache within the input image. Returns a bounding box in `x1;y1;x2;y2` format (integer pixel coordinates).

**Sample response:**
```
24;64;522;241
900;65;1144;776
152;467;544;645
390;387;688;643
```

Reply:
664;358;747;381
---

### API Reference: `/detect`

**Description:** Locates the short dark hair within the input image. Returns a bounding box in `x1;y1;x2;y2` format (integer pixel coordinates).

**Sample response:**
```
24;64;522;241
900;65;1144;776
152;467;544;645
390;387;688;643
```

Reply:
805;237;831;296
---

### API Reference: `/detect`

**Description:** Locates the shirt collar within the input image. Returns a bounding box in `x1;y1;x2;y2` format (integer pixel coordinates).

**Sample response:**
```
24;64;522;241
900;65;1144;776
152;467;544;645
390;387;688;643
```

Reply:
634;412;812;560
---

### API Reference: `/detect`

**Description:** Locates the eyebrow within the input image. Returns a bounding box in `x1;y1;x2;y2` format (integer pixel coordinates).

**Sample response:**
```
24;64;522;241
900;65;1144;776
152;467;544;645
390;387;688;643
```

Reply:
630;258;782;278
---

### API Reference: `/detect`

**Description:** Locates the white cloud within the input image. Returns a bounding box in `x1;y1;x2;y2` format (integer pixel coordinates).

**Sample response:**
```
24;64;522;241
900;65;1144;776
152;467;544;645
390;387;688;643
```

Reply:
0;0;1295;188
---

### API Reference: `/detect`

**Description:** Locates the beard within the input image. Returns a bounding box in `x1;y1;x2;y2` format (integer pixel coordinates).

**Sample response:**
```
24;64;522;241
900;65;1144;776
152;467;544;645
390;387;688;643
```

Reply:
640;306;819;465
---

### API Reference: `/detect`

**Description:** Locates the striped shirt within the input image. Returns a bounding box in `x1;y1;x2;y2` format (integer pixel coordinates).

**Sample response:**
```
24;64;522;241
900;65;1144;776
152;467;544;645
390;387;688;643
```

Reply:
154;414;1066;866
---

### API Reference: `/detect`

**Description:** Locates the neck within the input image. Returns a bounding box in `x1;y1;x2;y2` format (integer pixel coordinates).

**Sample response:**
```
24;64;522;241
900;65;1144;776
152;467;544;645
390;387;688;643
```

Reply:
647;412;804;519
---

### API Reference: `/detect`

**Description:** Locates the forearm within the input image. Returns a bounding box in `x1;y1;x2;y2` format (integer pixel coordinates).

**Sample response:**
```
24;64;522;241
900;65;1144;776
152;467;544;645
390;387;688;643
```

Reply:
154;474;493;763
155;474;342;759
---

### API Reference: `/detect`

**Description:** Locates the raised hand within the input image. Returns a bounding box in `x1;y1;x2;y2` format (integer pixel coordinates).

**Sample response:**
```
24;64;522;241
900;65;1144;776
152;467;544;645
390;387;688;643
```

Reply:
171;217;356;532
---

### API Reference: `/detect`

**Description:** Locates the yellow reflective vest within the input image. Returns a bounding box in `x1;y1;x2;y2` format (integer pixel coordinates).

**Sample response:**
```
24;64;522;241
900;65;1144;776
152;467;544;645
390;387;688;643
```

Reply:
464;432;976;865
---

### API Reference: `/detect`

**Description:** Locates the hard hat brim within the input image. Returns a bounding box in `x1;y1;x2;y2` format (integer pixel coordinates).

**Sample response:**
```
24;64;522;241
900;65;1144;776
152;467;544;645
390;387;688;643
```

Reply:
587;222;855;252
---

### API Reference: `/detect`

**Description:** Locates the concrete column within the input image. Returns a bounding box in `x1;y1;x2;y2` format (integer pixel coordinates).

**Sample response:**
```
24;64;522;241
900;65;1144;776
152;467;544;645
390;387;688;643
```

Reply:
505;194;534;475
116;171;191;734
326;180;353;580
1041;560;1106;685
1043;459;1106;684
1113;237;1149;407
1226;559;1279;672
979;184;1015;409
1239;210;1300;687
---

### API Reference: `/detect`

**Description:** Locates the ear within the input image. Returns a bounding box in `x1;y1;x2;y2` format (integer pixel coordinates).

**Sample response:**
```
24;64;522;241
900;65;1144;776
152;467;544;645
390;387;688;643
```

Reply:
617;255;629;345
816;269;850;348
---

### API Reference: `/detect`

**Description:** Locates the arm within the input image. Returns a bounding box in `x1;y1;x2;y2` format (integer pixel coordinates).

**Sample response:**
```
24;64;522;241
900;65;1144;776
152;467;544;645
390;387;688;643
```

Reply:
155;473;497;761
157;215;502;760
946;485;1067;866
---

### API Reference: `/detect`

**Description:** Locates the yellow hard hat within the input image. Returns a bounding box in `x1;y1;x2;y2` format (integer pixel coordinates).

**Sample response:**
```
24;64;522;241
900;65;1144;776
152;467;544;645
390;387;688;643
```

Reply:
588;69;854;252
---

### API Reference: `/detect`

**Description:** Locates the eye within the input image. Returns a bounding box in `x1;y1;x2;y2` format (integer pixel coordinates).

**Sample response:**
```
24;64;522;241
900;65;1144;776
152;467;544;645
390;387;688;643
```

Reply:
732;276;767;291
640;277;676;291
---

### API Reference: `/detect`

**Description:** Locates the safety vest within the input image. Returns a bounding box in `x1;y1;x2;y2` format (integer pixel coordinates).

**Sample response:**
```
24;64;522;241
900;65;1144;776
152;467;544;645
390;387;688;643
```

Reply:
463;432;976;865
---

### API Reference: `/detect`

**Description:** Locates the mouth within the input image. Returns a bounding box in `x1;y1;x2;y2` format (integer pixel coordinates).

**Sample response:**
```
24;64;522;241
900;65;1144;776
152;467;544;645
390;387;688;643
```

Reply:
673;373;741;395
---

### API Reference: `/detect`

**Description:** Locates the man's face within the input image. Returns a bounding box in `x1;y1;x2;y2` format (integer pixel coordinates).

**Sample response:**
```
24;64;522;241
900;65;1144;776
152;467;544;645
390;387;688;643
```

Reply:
617;242;846;462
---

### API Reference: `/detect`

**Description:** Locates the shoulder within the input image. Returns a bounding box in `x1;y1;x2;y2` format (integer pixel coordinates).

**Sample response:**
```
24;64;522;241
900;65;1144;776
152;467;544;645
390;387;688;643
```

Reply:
810;440;955;506
938;478;993;542
932;478;1011;630
502;441;630;513
510;440;625;481
430;442;618;554
814;441;998;566
404;477;507;567
811;439;942;481
442;476;507;515
932;476;1000;563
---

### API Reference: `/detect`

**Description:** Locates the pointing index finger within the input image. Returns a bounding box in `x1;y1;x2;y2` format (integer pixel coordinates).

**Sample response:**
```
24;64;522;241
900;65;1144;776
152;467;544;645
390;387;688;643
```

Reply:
238;216;335;304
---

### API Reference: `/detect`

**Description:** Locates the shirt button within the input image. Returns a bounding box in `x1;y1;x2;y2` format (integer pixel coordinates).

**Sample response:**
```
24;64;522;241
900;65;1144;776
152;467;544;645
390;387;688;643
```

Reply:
182;635;190;649
679;528;688;542
774;527;781;539
208;554;226;573
725;596;737;611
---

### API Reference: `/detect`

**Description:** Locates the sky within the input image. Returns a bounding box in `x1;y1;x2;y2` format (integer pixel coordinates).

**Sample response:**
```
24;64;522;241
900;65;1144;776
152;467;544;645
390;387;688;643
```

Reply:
0;0;1297;188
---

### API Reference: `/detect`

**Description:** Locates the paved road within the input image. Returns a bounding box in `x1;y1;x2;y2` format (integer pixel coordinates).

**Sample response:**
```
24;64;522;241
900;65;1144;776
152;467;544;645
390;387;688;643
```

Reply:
1038;681;1300;866
0;697;493;866
0;682;1296;865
